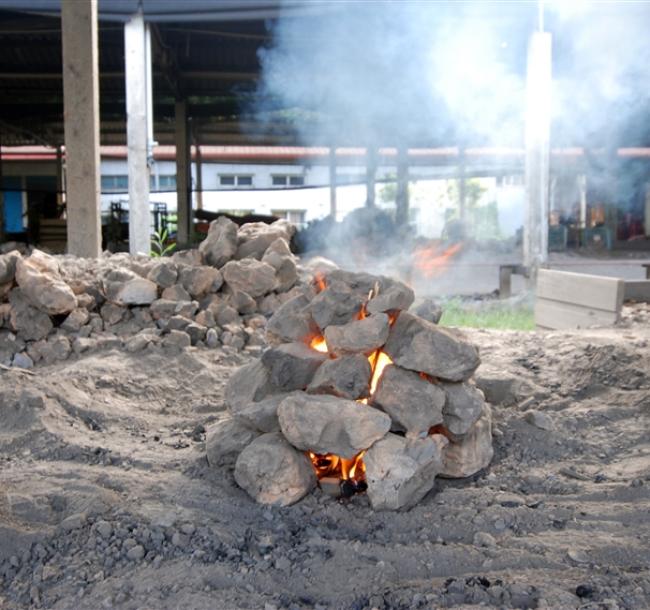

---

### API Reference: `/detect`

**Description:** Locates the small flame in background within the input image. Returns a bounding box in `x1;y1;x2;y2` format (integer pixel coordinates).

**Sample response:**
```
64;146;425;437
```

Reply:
412;241;463;279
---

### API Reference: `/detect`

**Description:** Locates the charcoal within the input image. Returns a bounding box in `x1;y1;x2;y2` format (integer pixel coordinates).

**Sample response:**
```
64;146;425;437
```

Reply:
412;298;443;324
222;259;277;298
266;294;317;344
309;280;365;330
441;382;486;441
277;393;391;459
198;216;238;268
371;364;445;437
307;354;372;399
323;313;390;356
383;312;480;382
261;342;328;391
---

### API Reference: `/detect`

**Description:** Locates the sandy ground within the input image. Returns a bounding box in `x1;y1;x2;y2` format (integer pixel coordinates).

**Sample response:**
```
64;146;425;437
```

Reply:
1;307;649;610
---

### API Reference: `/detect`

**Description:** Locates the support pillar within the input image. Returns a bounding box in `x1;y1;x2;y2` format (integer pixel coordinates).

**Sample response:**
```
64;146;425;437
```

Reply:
458;148;467;221
524;31;552;275
61;0;101;257
395;146;409;225
124;11;152;254
329;146;337;219
194;128;203;211
366;146;377;207
175;100;192;246
0;133;4;243
55;145;64;208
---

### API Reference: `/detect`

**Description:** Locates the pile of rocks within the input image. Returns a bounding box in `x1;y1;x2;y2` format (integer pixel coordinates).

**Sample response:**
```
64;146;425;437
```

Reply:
208;269;494;510
0;218;302;368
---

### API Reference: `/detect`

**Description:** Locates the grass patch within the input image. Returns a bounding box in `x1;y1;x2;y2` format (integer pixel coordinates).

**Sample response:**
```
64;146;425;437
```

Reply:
439;298;535;331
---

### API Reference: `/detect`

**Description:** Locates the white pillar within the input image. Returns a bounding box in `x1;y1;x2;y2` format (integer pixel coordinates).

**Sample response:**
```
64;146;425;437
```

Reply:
329;146;337;219
524;31;552;273
124;11;152;255
61;0;102;257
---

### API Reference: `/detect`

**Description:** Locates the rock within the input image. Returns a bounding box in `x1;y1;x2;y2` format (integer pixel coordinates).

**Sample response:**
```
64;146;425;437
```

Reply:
366;281;414;314
225;359;278;414
441;382;486;441
179;265;222;297
307;354;372;400
100;302;127;325
473;532;497;548
161;284;192;302
234;432;316;506
229;394;293;433
61;308;90;333
257;293;281;316
524;410;554;431
103;269;157;305
262;238;298;292
440;404;493;478
194;309;216;328
147;261;178;288
473;373;539;406
126;545;145;561
95;520;112;539
185;322;207;345
309;280;365;330
8;289;53;341
167;315;191;331
261;342;328;391
364;434;448;511
323;313;390;356
236;222;292;260
383;312;480;382
412;299;443;324
12;352;34;369
59;512;87;532
206;418;260;465
266;294;317;344
0;250;21;284
198;216;239;267
302;256;339;275
228;290;257;315
162;330;191;349
277;393;391;459
125;333;153;353
171;248;202;266
148;299;177;320
222;259;277;298
206;327;220;348
15;250;77;314
372;365;445;437
41;335;71;363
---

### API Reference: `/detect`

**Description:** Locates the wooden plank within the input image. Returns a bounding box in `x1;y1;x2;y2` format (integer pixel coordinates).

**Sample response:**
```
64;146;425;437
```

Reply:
624;280;650;302
535;297;619;330
536;269;624;312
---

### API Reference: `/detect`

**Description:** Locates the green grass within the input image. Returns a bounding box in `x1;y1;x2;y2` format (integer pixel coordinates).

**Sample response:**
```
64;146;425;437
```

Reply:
439;298;535;331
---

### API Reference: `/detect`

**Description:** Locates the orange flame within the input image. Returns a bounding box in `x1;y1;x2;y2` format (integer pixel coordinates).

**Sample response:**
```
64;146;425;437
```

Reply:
310;336;328;353
314;273;327;293
412;242;463;279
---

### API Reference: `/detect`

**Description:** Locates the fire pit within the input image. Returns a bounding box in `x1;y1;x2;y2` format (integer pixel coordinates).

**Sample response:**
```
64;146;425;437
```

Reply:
207;269;493;510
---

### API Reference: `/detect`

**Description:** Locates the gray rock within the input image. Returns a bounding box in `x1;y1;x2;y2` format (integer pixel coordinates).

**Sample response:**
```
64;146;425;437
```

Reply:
205;327;220;348
147;261;178;288
0;250;20;284
412;299;443;324
441;382;486;441
199;216;239;267
100;302;127;325
262;238;298;293
364;433;449;510
15;250;77;314
366;281;414;314
229;393;296;433
309;280;365;331
324;313;390;356
59;512;87;532
228;290;257;315
257;293;281;316
194;309;216;328
95;520;112;539
307;354;371;400
266;294;317;344
473;531;497;548
179;265;222;297
162;330;191;349
148;299;177;320
222;259;277;298
185;322;207;345
225;359;278;414
383;312;480;382
261;342;328;391
171;248;202;266
103;269;158;306
278;393;391;459
61;308;90;333
440;404;493;478
125;333;153;353
161;284;192;302
206;418;259;465
167;315;191;331
12;352;34;369
372;365;445;437
126;545;145;561
524;409;554;431
236;222;292;260
234;432;316;506
8;289;53;341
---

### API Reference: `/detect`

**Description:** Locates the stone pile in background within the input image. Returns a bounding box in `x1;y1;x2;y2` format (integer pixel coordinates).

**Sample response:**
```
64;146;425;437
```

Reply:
0;218;304;368
209;268;494;511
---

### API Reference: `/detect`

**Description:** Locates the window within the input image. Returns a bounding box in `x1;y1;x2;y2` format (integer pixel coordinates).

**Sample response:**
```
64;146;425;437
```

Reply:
150;175;177;191
272;175;305;187
219;174;253;187
272;210;306;226
101;175;128;192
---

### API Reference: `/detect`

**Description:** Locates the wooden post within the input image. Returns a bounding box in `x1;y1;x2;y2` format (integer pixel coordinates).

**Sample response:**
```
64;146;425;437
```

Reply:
524;31;552;276
124;11;152;254
175;100;192;246
61;0;102;257
329;146;337;219
395;146;409;225
366;146;377;207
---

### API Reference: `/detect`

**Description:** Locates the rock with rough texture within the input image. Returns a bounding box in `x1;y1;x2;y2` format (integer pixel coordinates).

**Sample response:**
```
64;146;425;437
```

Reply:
179;265;222;297
161;284;192;302
262;238;298;293
266;294;317;344
15;250;77;314
364;433;449;510
228;290;257;315
366;281;414;314
372;365;445;437
277;393;391;459
412;299;443;324
8;289;53;341
441;382;486;441
0;251;21;284
206;418;260;466
148;299;177;320
222;259;277;298
524;409;554;431
235;221;294;260
147;261;178;288
261;342;328;391
225;359;278;414
383;312;480;382
229;393;300;433
324;313;390;356
162;329;191;349
61;308;90;333
199;216;239;267
234;432;316;506
440;404;493;478
307;354;372;400
103;269;158;305
309;280;365;330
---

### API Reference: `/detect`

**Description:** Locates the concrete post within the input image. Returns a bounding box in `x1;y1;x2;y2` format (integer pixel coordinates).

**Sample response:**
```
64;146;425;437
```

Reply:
61;0;102;257
329;146;337;219
524;31;552;275
0;133;4;243
395;147;409;226
458;148;467;221
194;129;203;211
55;145;64;208
124;11;152;254
175;100;192;246
366;146;377;207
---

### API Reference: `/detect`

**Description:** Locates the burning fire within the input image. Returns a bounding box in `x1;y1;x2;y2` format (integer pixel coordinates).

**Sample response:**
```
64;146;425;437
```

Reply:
310;336;329;353
412;241;463;279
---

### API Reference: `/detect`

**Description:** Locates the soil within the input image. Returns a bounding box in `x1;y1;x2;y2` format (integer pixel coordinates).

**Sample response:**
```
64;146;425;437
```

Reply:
1;305;649;610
